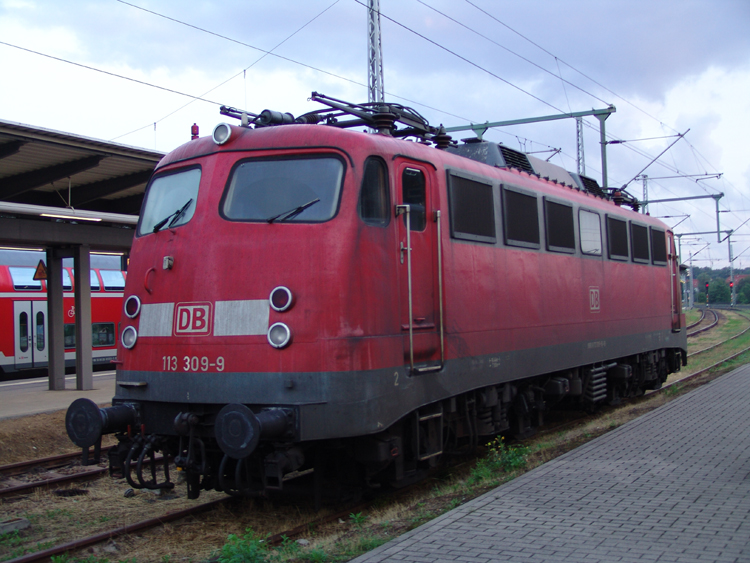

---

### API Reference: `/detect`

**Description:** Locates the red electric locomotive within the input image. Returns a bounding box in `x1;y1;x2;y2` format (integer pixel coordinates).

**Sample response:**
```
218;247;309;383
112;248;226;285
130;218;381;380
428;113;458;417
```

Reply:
66;94;686;500
0;251;126;378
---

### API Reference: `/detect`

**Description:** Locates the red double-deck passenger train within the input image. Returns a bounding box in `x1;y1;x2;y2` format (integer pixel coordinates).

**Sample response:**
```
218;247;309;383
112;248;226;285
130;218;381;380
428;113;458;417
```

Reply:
66;94;687;500
0;250;125;378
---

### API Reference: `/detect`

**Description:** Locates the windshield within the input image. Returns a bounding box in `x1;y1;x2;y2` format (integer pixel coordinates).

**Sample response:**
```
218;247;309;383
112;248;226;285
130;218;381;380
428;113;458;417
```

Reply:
138;168;201;236
222;157;344;222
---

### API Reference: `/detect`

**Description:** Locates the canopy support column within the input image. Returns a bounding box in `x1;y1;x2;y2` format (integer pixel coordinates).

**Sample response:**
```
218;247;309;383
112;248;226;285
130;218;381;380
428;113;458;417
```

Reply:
46;248;66;390
74;245;93;390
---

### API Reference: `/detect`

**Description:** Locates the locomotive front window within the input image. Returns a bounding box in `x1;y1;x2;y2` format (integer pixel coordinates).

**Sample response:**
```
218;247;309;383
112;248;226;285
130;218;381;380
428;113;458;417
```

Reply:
222;157;344;223
138;167;201;236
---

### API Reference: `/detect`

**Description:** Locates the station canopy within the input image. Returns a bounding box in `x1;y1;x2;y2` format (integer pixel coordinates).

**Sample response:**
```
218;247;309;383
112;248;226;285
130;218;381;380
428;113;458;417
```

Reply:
0;119;165;252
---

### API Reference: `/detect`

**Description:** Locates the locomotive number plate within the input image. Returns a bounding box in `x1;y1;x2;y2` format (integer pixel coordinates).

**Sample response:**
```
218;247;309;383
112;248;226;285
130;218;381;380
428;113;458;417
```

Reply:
162;355;225;372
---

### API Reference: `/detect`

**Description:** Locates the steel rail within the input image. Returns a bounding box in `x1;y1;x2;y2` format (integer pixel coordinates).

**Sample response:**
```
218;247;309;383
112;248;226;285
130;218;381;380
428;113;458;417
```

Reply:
0;448;112;477
688;312;750;358
4;498;228;563
685;308;706;330
687;308;719;337
0;467;107;498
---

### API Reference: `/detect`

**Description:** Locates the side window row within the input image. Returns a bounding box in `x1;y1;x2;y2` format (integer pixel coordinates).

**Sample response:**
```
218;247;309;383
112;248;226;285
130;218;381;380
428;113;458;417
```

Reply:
354;161;668;267
446;170;668;266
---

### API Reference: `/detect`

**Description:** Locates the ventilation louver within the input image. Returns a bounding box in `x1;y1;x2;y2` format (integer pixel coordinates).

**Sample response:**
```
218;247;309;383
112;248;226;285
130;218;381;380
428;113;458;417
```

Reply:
578;175;607;198
497;145;534;174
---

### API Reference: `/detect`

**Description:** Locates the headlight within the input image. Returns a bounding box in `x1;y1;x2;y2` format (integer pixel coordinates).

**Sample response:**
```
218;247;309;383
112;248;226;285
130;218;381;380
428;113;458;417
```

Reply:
212;123;232;145
124;295;141;318
269;286;293;312
267;323;291;349
121;326;138;349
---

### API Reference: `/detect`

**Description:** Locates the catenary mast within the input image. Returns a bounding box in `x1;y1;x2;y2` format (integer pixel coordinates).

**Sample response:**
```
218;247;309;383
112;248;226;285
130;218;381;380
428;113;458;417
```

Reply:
368;0;385;104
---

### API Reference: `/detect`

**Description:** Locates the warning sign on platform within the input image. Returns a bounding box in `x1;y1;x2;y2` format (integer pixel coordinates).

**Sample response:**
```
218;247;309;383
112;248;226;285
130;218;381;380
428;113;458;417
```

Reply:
33;260;47;281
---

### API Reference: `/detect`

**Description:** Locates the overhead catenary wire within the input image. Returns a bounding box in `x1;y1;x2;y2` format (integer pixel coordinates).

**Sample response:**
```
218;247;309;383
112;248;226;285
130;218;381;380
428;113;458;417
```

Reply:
352;0;567;115
112;0;344;141
413;0;612;107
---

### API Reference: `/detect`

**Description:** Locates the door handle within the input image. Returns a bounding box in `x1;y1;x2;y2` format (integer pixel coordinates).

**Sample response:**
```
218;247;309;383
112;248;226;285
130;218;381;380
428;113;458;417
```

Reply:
400;241;411;264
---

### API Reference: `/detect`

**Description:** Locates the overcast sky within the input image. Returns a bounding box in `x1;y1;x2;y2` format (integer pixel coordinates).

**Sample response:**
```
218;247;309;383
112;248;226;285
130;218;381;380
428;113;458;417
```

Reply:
1;0;749;268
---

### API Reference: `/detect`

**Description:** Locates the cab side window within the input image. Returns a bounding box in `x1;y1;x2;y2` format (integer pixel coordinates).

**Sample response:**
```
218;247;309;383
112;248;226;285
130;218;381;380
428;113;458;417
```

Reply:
358;157;390;227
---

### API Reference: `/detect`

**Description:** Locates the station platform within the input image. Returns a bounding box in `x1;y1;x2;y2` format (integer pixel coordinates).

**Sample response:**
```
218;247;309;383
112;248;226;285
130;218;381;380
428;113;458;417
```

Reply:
354;365;750;563
0;371;115;420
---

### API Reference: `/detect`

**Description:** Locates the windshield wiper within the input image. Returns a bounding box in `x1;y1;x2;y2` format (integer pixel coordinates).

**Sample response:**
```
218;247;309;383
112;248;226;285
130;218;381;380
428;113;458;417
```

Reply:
152;199;193;233
266;198;320;224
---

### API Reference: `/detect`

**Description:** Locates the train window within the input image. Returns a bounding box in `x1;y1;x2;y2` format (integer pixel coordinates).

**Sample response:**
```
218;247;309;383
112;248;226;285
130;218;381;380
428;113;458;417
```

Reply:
606;216;629;260
36;311;45;351
650;228;668;265
579;210;602;255
92;323;116;347
64;324;76;348
544;199;575;253
9;267;41;290
447;171;496;243
358;157;390;227
402;168;426;231
19;312;29;352
100;270;125;291
71;270;101;291
222;157;344;223
502;187;540;248
62;269;72;290
138;167;201;236
630;223;650;263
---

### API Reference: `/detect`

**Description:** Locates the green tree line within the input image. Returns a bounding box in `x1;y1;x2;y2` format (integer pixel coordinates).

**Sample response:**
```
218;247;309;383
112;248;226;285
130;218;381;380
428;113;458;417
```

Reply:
689;266;750;304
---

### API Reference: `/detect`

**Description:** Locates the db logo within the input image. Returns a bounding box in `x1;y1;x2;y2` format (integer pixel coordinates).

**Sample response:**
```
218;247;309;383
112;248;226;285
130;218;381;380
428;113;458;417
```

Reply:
589;287;601;312
174;302;212;335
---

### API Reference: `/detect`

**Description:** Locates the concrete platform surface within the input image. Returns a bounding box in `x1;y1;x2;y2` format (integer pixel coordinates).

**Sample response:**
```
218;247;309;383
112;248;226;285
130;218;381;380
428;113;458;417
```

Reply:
0;371;116;420
353;365;750;563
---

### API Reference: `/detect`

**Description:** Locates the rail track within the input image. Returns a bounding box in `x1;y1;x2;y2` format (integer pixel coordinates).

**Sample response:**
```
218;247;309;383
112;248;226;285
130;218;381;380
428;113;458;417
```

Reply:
686;308;706;330
687;308;719;337
2;475;406;563
0;450;111;499
5;310;750;563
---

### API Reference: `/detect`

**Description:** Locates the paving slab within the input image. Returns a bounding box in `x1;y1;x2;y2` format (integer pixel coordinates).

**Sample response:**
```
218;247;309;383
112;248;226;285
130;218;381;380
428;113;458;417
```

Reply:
0;371;115;420
353;365;750;563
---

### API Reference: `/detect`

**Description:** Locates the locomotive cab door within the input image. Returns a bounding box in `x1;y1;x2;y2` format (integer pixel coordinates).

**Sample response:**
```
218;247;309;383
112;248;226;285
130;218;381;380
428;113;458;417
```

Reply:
395;161;442;373
13;301;49;369
667;232;683;331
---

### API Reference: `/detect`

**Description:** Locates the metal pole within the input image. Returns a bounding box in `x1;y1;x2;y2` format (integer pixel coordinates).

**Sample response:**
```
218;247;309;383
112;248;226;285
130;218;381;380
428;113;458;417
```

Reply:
715;195;722;243
576;116;585;176
642;175;648;214
688;254;694;309
367;0;385;104
729;234;735;306
596;113;608;189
